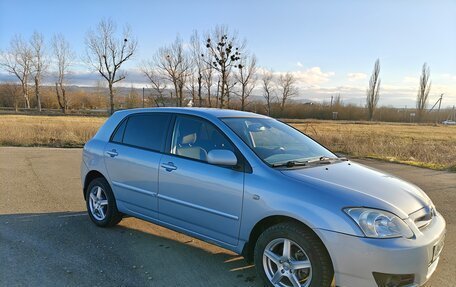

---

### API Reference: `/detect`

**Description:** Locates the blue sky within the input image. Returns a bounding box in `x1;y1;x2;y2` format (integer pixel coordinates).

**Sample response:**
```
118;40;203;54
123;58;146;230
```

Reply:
1;0;455;107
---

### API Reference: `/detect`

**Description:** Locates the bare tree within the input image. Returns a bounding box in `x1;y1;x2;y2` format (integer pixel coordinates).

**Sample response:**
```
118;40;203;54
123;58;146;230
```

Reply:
94;80;107;108
2;83;21;111
141;61;167;107
125;85;140;109
85;19;137;114
262;69;275;116
155;36;190;107
189;31;204;107
278;72;298;113
235;54;257;110
215;79;221;108
366;59;381;121
416;63;431;122
0;35;33;108
202;44;214;107
187;71;198;107
52;33;73;113
333;93;342;107
202;26;243;108
225;77;237;109
30;32;47;112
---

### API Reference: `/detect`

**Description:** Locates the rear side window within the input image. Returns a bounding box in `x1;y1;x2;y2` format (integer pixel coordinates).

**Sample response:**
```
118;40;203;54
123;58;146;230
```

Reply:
111;119;127;143
121;113;171;151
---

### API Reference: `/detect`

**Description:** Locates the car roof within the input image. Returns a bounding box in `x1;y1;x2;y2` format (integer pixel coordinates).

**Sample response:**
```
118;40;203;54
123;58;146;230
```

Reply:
113;107;269;119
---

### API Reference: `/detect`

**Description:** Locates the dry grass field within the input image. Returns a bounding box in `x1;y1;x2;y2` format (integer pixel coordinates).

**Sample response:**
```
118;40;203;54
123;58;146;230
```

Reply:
0;115;455;171
0;115;106;148
292;120;456;171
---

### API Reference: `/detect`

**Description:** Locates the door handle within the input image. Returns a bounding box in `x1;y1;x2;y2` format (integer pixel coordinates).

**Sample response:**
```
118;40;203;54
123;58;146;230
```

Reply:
161;162;177;172
106;149;118;157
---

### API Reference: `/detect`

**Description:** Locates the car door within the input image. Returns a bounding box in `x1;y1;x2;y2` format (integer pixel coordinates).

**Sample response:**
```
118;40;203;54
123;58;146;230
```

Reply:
104;113;172;220
158;115;245;246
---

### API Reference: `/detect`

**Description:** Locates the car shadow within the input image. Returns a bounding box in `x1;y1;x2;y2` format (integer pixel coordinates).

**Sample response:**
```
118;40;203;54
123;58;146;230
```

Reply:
0;211;261;287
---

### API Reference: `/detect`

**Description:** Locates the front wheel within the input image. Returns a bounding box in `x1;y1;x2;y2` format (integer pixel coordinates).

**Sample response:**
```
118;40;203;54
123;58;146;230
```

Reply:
85;177;122;227
254;222;334;287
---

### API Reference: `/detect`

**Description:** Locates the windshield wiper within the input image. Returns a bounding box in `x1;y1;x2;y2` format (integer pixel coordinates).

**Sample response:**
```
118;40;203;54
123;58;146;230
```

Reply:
308;156;348;165
271;156;348;168
271;160;309;168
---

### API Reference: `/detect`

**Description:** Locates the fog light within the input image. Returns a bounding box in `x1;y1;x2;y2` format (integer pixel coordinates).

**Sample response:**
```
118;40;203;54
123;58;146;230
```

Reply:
372;272;415;287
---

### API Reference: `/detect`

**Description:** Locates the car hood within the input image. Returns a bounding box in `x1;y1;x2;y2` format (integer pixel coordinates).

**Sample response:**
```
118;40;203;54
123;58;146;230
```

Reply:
281;161;432;217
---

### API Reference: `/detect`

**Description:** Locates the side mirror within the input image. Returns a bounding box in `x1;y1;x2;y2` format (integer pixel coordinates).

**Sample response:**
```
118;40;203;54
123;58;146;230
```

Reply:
207;149;238;166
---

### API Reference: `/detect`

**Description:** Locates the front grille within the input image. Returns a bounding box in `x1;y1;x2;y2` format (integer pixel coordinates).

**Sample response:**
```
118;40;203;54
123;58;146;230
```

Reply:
410;206;435;229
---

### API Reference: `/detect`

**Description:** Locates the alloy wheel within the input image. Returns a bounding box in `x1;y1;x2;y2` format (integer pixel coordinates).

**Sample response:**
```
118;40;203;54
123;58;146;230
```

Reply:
88;186;109;221
263;238;312;287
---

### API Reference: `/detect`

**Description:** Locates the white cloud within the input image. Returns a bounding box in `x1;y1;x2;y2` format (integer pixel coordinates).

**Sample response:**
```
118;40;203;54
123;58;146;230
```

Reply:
281;67;335;87
402;76;418;85
256;66;335;87
296;61;303;67
347;72;367;82
441;73;456;81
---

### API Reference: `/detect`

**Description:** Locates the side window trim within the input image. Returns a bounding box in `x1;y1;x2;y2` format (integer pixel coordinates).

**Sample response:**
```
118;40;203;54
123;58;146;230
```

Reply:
164;114;177;154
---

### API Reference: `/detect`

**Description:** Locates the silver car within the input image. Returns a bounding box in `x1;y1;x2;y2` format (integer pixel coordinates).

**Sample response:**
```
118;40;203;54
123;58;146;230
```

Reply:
81;108;446;287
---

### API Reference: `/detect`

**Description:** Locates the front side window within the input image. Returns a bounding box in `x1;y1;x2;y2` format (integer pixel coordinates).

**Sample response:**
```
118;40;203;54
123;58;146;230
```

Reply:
222;117;334;166
122;113;171;151
171;116;234;162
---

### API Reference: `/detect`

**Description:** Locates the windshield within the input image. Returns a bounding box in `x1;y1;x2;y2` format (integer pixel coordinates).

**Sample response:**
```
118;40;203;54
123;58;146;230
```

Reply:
222;117;335;166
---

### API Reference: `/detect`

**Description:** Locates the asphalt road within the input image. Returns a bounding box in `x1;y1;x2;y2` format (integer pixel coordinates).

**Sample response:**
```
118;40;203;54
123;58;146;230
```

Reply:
0;147;454;287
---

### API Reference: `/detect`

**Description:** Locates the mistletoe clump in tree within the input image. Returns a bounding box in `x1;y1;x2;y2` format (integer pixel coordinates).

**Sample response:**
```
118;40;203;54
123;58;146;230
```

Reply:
202;27;243;108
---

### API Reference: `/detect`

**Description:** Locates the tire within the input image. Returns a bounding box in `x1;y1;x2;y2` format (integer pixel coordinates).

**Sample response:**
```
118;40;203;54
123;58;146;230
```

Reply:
254;222;334;287
85;177;122;227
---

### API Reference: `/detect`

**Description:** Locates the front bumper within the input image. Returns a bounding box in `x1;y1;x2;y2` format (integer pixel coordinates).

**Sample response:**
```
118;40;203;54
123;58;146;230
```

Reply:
315;212;446;287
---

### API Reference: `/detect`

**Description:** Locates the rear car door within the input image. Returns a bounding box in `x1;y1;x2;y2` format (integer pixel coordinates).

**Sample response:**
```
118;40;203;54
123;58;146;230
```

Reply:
104;113;171;220
158;115;245;246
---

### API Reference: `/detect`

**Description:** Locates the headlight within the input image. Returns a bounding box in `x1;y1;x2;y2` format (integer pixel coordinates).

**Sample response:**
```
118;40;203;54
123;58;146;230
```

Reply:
344;208;414;239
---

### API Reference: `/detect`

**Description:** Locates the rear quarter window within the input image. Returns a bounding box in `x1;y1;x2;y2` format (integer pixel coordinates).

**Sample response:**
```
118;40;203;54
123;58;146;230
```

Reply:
121;113;171;151
111;119;127;143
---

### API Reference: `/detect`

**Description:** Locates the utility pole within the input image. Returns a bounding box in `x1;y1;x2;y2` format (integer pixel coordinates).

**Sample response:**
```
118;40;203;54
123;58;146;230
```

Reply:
142;87;145;108
428;94;443;123
437;94;443;123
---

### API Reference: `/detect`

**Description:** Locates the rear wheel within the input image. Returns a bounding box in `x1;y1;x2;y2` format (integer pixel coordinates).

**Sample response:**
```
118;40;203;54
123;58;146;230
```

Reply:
85;177;122;227
254;222;333;287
